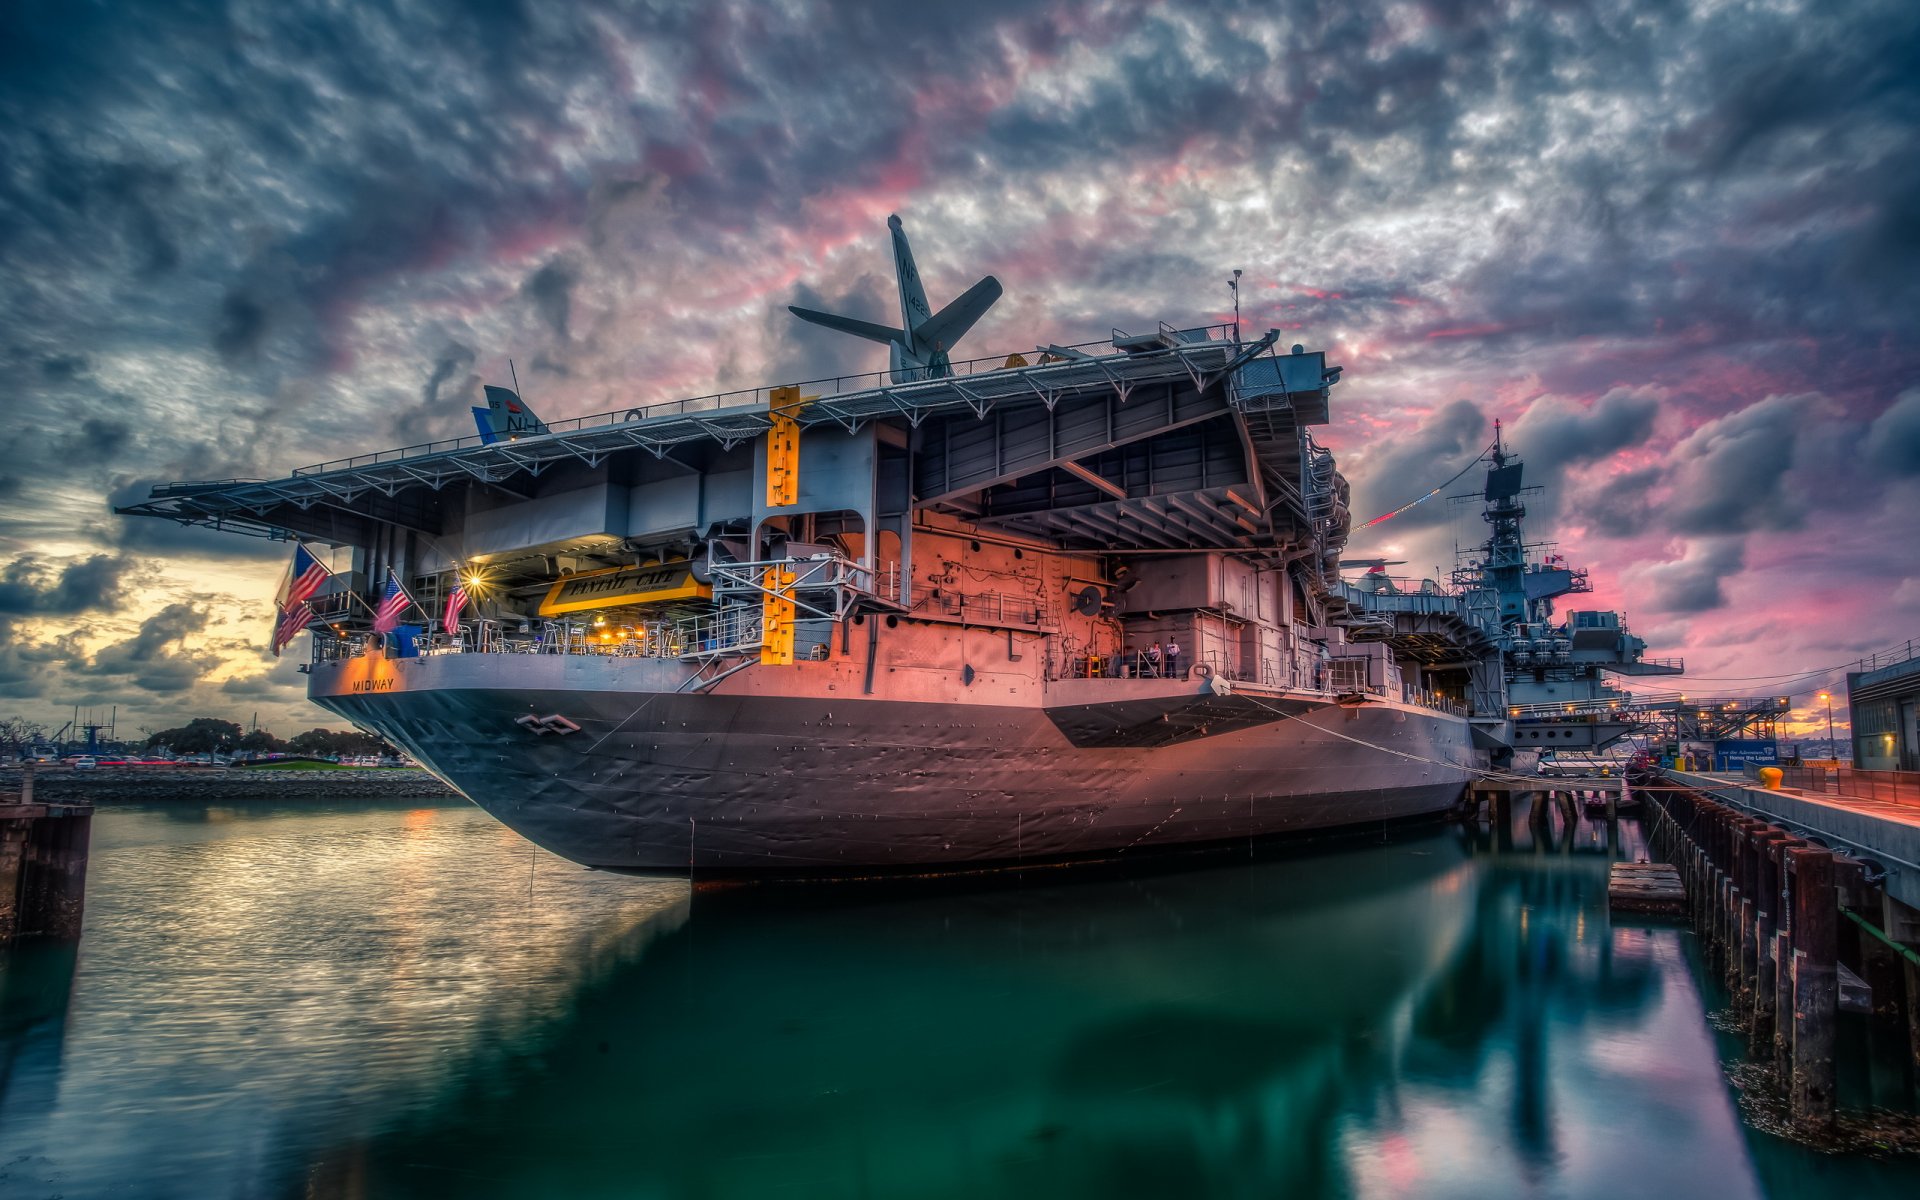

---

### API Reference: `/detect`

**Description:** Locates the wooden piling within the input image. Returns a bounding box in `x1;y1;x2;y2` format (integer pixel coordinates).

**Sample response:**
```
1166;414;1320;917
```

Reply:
1739;891;1758;1007
1693;845;1709;933
0;819;28;943
1736;821;1762;1006
1907;955;1920;1073
1774;926;1796;1082
1772;837;1807;1083
0;775;93;946
1751;832;1787;1052
1789;847;1838;1132
1720;806;1735;975
1722;823;1735;977
33;810;92;939
1860;933;1908;1067
1725;814;1746;987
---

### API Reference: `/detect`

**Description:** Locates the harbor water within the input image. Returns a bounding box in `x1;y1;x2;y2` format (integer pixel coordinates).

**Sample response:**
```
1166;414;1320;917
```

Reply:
1;799;1916;1198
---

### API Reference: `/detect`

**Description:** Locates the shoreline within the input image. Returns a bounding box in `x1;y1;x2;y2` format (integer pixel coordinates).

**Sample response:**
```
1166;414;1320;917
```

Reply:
1;765;458;803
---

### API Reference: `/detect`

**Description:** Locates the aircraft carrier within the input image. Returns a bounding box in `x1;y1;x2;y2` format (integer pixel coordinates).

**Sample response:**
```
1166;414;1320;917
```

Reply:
119;218;1511;879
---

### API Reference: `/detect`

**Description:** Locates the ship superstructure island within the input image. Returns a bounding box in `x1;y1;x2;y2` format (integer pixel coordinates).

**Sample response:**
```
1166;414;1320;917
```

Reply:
1341;421;1684;757
1458;423;1684;750
120;218;1507;878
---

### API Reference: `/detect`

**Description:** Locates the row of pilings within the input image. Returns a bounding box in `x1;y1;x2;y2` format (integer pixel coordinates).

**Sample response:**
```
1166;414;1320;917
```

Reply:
1644;779;1920;1134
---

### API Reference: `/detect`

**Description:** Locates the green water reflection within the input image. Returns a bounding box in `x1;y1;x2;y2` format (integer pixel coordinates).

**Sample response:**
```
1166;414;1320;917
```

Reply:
1;801;1915;1198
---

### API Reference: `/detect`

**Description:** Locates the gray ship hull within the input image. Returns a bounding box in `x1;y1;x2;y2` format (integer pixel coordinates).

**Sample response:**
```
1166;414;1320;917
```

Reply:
311;653;1478;878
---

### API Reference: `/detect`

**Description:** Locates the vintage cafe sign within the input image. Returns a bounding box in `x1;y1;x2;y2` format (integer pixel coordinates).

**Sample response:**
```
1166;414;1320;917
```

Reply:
538;561;710;616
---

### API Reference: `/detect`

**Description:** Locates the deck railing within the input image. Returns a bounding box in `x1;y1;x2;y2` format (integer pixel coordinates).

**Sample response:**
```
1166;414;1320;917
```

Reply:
1852;640;1919;676
309;552;904;665
289;326;1236;478
309;625;1473;717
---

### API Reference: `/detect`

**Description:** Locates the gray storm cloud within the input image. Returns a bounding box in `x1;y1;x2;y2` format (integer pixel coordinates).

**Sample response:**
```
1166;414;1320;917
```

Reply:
1664;393;1815;537
1633;537;1749;615
0;0;1916;723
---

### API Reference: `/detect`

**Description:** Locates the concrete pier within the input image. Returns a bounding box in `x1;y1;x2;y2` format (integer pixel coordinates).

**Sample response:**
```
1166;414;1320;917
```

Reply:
1671;769;1920;911
1;768;94;945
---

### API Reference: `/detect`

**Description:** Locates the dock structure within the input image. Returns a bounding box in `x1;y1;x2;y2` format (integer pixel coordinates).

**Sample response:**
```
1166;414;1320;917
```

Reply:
1646;770;1920;1134
1469;776;1627;824
0;768;94;945
1608;863;1685;915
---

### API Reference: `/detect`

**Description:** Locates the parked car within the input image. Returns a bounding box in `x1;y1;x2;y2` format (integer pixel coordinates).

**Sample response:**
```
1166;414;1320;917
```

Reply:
68;755;98;770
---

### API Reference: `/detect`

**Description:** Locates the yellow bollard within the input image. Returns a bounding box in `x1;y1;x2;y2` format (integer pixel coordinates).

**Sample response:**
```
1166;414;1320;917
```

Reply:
1757;766;1784;790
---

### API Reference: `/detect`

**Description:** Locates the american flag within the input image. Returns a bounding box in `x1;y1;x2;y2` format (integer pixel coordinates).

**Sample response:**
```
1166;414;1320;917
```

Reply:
274;543;331;610
372;569;412;634
443;580;470;631
271;601;314;657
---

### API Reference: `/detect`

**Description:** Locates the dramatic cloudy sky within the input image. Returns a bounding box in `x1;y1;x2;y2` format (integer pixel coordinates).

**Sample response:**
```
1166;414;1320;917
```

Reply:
2;0;1916;740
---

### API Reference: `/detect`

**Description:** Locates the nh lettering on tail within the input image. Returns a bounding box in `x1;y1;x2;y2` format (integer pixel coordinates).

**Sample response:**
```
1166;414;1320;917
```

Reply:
471;385;549;444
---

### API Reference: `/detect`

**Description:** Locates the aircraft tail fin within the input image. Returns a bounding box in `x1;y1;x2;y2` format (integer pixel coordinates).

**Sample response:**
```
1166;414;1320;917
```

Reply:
474;384;548;442
787;307;905;347
785;215;1002;381
889;214;933;339
915;275;1002;358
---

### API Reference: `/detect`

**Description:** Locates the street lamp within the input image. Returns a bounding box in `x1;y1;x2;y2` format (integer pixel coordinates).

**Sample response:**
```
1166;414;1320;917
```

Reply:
1817;690;1835;755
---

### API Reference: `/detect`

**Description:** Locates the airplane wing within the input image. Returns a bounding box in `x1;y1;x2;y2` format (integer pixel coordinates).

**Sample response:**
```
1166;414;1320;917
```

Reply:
913;275;1002;356
787;306;905;346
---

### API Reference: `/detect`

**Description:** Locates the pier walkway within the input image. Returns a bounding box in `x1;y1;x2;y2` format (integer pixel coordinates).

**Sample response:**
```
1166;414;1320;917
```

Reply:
1669;769;1920;912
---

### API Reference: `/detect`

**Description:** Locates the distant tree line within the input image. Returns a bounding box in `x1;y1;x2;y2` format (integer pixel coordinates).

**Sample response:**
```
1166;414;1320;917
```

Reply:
3;713;397;759
0;716;46;756
142;717;397;758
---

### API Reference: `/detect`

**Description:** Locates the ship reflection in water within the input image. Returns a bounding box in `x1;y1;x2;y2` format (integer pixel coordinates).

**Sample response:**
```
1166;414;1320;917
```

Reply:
2;802;1914;1198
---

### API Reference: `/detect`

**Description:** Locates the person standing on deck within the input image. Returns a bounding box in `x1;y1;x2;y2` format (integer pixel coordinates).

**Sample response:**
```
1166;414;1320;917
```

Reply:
1147;642;1163;677
1166;637;1181;679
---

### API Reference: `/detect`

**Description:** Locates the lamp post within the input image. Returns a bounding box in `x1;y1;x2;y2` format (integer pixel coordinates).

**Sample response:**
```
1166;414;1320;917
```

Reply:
1817;690;1835;757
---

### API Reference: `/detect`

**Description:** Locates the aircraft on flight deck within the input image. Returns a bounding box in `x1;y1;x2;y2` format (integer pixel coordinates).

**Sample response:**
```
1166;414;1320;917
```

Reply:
471;385;549;443
788;214;1003;383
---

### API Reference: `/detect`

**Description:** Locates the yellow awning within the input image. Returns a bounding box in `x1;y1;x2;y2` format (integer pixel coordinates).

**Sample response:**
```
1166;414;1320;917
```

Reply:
538;561;711;616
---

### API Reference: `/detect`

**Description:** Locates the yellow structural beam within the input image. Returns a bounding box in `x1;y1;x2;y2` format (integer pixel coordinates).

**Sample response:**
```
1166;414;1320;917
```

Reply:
760;565;797;666
765;385;809;508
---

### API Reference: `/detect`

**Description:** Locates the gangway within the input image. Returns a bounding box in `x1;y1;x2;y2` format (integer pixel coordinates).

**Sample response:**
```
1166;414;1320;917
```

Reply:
1509;693;1790;751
